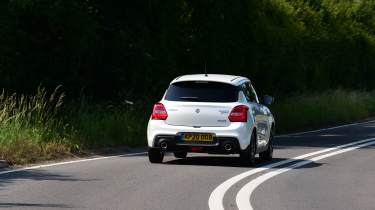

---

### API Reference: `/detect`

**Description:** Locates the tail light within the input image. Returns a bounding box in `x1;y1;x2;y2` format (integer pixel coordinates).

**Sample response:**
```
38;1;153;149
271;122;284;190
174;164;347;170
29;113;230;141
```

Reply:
228;105;248;122
151;103;168;120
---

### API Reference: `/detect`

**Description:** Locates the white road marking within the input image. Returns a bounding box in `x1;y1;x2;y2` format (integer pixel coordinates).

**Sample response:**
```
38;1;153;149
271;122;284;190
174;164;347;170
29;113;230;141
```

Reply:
236;137;375;210
0;152;147;176
277;120;375;137
208;137;375;210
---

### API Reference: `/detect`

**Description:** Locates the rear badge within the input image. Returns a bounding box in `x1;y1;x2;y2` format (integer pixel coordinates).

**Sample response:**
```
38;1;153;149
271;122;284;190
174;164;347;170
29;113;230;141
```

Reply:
219;110;229;114
195;109;200;114
217;120;227;123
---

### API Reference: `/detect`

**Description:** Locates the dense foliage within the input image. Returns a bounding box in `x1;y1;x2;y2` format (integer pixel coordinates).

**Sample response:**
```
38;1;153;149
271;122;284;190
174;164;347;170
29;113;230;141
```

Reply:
1;0;375;102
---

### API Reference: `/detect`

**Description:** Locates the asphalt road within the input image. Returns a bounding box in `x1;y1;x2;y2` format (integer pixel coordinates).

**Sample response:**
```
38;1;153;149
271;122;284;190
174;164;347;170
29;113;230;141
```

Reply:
1;121;375;210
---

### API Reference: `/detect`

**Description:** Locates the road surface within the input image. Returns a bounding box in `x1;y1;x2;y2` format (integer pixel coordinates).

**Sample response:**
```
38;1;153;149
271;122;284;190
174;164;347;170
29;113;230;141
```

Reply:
1;121;375;210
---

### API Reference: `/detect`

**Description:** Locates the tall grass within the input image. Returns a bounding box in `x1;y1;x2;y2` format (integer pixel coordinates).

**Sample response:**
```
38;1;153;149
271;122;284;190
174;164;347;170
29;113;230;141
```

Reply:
0;86;70;164
0;87;148;165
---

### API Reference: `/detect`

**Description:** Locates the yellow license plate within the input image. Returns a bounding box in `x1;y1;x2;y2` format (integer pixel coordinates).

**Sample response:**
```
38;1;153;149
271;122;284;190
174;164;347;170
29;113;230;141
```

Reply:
183;133;214;141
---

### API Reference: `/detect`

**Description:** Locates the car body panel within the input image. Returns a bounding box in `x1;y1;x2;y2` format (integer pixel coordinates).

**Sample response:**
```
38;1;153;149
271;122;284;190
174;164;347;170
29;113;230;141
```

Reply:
163;101;236;127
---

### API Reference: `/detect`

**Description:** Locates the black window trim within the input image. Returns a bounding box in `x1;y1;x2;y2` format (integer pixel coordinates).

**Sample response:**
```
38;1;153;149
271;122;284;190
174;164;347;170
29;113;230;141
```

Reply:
240;81;259;104
164;81;240;103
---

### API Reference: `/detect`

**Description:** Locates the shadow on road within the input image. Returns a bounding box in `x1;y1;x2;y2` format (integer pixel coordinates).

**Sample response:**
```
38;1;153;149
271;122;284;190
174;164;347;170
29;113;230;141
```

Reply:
165;156;324;169
0;202;72;208
0;169;99;208
0;169;99;190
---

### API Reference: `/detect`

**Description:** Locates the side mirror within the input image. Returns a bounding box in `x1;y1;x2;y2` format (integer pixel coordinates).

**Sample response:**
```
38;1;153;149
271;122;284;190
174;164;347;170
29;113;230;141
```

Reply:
263;95;274;106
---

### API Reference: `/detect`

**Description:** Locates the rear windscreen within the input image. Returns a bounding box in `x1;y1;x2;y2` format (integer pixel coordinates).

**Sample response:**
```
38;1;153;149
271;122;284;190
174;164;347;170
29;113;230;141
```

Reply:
165;81;239;102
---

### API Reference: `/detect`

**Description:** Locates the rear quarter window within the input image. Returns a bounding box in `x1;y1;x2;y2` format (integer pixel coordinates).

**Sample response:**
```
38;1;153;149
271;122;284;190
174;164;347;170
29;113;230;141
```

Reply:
165;81;239;102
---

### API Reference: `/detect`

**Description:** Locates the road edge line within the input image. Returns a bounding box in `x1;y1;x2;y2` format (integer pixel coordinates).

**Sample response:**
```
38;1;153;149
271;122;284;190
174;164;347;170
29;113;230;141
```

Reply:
0;152;147;176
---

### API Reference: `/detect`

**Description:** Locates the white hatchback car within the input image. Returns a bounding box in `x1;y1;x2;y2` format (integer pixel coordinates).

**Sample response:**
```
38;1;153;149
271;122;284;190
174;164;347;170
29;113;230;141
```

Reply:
147;74;275;165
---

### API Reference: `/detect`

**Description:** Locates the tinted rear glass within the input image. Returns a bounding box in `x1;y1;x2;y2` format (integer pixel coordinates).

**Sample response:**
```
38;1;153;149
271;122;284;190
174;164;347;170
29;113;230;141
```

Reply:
165;81;239;102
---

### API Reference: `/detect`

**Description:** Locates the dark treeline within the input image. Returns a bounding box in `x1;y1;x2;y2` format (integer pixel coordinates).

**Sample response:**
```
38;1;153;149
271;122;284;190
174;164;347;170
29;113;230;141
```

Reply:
1;0;375;102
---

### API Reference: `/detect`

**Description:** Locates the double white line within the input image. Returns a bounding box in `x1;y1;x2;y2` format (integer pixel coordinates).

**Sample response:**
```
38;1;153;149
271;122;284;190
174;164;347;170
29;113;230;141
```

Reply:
209;137;375;210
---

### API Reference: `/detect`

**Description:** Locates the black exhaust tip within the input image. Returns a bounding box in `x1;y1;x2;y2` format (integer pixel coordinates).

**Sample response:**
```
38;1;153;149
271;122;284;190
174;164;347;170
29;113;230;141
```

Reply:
223;143;232;151
160;141;168;150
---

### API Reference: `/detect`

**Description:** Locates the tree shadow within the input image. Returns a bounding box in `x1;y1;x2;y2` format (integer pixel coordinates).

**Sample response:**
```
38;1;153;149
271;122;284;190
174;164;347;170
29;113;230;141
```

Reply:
0;169;100;209
0;169;99;187
164;156;323;169
0;202;72;208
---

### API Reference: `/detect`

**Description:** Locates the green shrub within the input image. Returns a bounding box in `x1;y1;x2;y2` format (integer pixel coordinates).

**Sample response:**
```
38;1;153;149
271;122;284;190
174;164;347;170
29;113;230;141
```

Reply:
271;89;375;132
67;103;148;148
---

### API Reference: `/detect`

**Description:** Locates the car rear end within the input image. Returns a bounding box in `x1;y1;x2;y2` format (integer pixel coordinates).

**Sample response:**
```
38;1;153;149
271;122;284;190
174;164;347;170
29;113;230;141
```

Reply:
147;79;252;157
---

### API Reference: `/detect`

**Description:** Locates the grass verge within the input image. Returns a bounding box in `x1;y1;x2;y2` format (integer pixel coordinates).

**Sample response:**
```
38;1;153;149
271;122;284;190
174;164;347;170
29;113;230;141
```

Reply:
0;88;374;165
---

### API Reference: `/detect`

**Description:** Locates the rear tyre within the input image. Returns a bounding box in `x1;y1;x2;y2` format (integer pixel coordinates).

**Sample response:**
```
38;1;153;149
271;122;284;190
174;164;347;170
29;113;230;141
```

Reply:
240;132;257;166
174;151;188;159
148;148;164;163
259;128;274;161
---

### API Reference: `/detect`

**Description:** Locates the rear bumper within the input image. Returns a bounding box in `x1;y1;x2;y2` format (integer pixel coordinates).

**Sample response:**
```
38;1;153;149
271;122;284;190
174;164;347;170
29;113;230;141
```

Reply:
150;134;241;154
147;119;253;151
